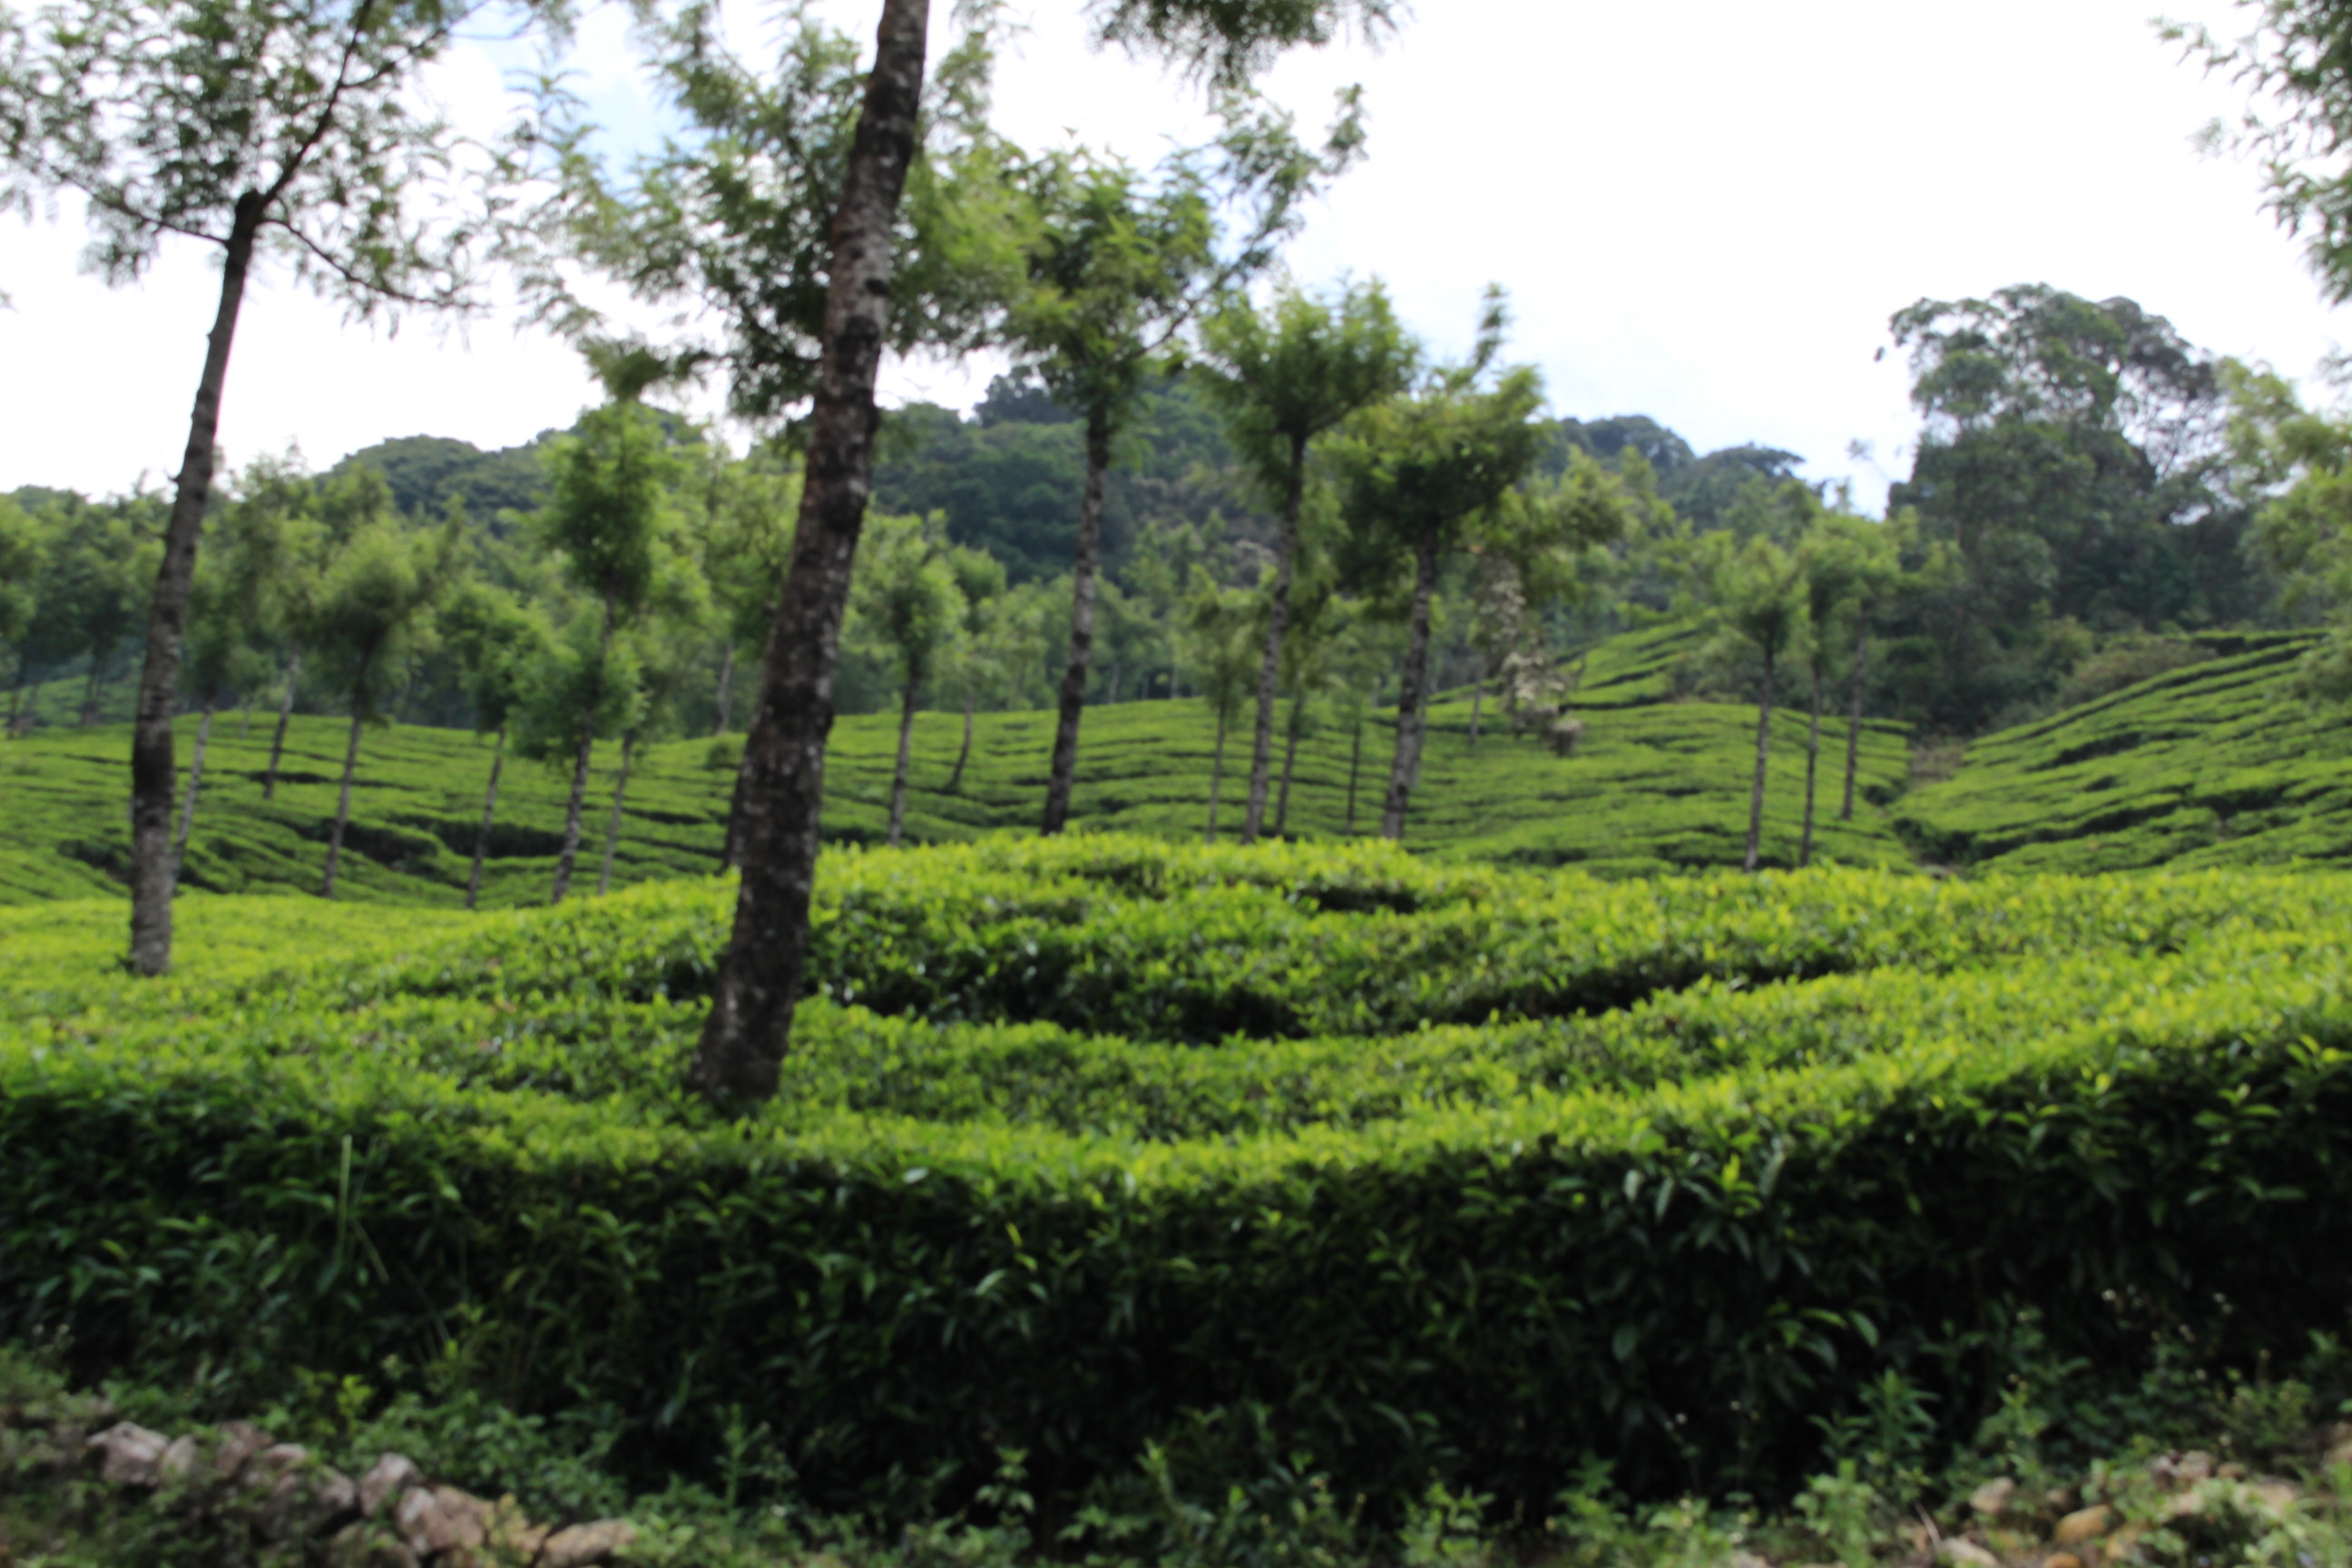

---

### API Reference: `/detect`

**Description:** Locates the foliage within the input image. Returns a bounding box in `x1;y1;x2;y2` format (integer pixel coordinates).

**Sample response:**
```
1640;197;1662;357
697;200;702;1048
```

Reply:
4;841;2352;1527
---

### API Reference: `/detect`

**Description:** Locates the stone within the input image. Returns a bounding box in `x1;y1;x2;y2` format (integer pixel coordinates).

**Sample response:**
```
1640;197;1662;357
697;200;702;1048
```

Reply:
1971;1478;2018;1517
2042;1554;2083;1568
2053;1505;2113;1546
394;1485;491;1560
539;1518;640;1567
252;1451;358;1542
243;1442;313;1488
2217;1462;2248;1481
2249;1480;2300;1515
1936;1540;1999;1568
84;1421;171;1485
2176;1451;2215;1485
324;1521;423;1568
359;1453;424;1518
2325;1424;2352;1470
211;1421;273;1481
157;1434;201;1485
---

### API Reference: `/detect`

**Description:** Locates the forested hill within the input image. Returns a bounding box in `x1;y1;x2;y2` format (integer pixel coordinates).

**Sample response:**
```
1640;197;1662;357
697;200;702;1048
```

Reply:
325;380;1808;587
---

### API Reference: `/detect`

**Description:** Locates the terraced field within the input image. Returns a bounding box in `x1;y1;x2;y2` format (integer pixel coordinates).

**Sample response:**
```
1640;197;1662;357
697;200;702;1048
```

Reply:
1896;631;2352;872
0;623;1915;903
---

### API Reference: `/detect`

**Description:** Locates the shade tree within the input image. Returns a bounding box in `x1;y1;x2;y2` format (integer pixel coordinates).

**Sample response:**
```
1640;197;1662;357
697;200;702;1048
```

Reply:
1194;273;1414;842
1179;574;1261;842
845;511;965;847
1328;290;1549;840
437;580;551;909
1704;534;1810;874
0;0;565;974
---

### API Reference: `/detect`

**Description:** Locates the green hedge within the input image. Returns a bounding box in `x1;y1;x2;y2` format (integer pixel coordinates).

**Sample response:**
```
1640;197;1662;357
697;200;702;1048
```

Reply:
5;842;2352;1523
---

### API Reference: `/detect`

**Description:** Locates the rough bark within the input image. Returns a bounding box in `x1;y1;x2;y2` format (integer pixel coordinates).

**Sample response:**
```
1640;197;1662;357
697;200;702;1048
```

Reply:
549;727;595;904
1273;688;1305;838
712;643;736;735
1745;650;1776;874
1205;705;1229;843
597;730;637;897
1800;663;1823;868
129;192;263;976
1041;415;1111;835
466;723;506;911
887;675;919;848
321;696;368;899
1842;612;1869;822
947;687;975;790
1240;435;1308;843
1380;530;1442;841
263;653;299;799
688;0;930;1104
170;695;216;891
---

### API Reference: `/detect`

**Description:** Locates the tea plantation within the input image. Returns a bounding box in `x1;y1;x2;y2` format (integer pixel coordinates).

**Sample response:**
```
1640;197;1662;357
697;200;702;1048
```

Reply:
1896;631;2352;872
5;836;2350;1529
0;623;1916;905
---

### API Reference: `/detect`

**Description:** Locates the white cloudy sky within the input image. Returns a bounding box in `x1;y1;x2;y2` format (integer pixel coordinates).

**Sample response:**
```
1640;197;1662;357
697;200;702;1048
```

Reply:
2;0;2344;511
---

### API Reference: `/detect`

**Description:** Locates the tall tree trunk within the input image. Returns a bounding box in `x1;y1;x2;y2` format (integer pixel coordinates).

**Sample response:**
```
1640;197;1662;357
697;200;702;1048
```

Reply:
1841;612;1869;822
321;679;370;899
1744;649;1776;874
1273;688;1305;838
550;727;596;905
887;674;919;848
80;653;105;726
721;762;750;873
1042;414;1111;835
7;658;32;733
1241;436;1309;844
947;686;975;791
1345;706;1364;834
466;723;506;912
170;693;216;890
689;0;930;1104
263;652;299;799
1205;703;1229;843
129;191;263;976
1467;671;1484;751
713;642;736;735
597;729;638;897
1380;531;1442;841
1800;662;1823;868
238;688;256;739
552;598;617;905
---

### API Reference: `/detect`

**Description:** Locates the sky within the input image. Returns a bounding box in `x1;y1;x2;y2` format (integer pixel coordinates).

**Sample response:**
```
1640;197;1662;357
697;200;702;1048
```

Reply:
2;0;2346;513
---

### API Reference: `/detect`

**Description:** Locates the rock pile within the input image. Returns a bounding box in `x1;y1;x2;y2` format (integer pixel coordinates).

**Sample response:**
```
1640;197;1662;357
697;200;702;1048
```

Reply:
14;1390;635;1568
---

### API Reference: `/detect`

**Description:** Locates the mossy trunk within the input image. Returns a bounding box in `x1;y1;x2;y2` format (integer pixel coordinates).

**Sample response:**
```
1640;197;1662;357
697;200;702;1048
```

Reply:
947;687;975;792
550;728;595;905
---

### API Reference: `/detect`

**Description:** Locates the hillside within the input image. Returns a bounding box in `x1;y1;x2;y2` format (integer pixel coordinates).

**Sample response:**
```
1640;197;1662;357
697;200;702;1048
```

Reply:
0;623;1915;905
1896;630;2352;873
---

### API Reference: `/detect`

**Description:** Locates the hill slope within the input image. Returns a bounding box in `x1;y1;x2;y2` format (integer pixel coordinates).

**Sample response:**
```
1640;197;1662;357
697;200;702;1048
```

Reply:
1896;630;2352;872
0;624;1914;905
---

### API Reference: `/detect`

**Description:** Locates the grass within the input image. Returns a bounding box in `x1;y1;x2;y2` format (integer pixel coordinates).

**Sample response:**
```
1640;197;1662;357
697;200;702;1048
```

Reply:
0;623;1916;906
1895;630;2352;873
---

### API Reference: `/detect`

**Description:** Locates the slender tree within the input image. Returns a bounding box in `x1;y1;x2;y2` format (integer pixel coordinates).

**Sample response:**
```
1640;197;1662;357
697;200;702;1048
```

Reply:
846;513;965;847
534;397;681;904
632;0;1396;1102
439;581;547;909
0;497;47;734
1018;103;1356;838
0;0;561;975
942;544;1007;791
308;520;450;898
1181;579;1260;842
1196;274;1413;842
168;501;280;886
1710;534;1809;874
1328;292;1547;841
